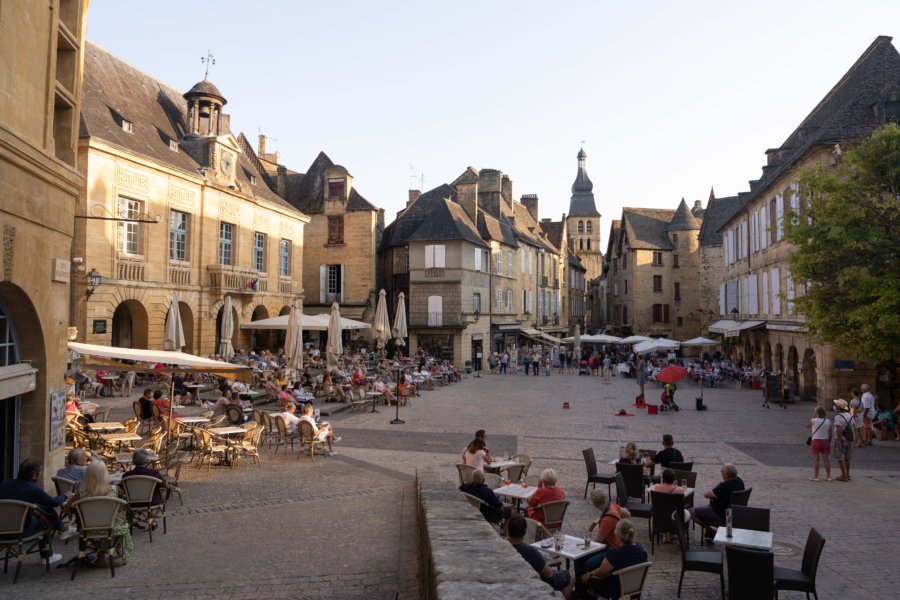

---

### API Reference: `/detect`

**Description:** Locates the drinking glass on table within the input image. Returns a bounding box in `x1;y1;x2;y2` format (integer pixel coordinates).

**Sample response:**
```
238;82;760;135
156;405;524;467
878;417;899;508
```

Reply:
681;479;687;491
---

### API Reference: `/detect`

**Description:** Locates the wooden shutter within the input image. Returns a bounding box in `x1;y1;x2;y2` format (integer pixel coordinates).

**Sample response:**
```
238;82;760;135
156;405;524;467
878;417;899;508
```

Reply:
319;265;326;303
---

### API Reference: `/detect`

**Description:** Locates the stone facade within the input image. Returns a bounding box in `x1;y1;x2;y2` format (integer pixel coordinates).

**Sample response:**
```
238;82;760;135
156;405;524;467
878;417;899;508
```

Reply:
0;0;89;480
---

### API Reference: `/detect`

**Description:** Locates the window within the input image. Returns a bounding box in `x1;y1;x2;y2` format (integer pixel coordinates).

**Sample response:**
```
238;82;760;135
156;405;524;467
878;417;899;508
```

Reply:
586;221;592;234
507;252;513;277
520;248;526;273
521;290;526;313
652;303;670;323
674;282;681;300
528;290;533;313
769;198;777;244
116;197;141;254
327;216;344;244
427;295;443;327
677;316;683;327
169;139;178;152
653;251;663;265
653;275;662;292
496;251;502;274
673;254;679;268
507;289;513;313
328;178;345;199
622;306;628;324
474;248;482;271
578;221;584;233
473;293;481;313
528;252;533;274
424;244;446;268
219;222;234;265
623;252;627;269
168;210;188;261
587;239;591;250
279;239;291;276
672;233;678;243
624;279;628;295
580;239;583;250
328;265;342;296
496;288;503;311
122;120;133;133
253;232;266;272
250;175;257;185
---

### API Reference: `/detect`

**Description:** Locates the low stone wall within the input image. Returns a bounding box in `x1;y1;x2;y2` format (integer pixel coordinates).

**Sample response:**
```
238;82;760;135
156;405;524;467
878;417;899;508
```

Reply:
417;469;562;600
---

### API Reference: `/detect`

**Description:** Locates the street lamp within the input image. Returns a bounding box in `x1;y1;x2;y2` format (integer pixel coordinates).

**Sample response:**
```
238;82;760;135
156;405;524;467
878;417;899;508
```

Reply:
85;268;102;299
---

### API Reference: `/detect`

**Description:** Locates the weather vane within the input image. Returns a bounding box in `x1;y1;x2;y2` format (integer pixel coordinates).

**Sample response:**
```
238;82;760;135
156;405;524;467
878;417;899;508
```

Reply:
201;49;215;78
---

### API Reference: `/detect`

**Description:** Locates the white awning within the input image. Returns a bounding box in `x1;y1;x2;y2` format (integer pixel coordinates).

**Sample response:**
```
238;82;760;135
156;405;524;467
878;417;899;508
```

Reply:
681;337;721;347
0;363;37;399
724;320;766;338
68;342;248;370
240;314;371;331
708;320;739;334
520;328;561;345
766;321;807;333
634;338;681;353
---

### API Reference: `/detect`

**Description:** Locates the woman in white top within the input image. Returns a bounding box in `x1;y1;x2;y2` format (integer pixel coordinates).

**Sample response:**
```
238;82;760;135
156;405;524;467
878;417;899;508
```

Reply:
463;438;493;472
806;405;832;481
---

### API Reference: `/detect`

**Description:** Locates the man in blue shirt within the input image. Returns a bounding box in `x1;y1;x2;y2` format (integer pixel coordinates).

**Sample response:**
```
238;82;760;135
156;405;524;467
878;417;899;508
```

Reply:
55;448;87;486
458;470;514;528
0;459;77;563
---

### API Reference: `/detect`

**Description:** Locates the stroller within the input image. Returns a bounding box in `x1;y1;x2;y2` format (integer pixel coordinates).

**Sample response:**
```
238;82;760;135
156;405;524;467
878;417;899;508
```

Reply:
660;383;679;411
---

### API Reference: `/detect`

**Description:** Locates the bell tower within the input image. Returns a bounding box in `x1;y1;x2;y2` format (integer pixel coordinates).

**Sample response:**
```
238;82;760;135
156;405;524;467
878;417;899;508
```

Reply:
565;147;603;281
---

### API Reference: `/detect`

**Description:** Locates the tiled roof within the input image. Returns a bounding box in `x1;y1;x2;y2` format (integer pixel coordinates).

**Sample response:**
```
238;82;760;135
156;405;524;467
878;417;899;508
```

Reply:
477;212;519;247
621;208;677;250
380;184;488;250
666;199;702;231
79;42;296;212
540;220;563;249
282;151;377;214
605;220;621;257
699;195;742;245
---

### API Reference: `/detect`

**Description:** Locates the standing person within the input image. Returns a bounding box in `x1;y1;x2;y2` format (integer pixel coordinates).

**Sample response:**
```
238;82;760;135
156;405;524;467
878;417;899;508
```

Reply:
832;399;854;481
860;383;876;446
533;351;541;376
849;387;864;447
635;355;646;398
499;350;508;375
806;405;832;481
523;352;531;376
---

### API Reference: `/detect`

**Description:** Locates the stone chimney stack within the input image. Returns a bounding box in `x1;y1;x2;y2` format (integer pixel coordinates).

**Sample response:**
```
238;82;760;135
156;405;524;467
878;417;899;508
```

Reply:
693;200;703;213
521;194;539;221
408;189;421;207
276;165;286;197
457;180;479;226
501;175;513;209
258;134;266;155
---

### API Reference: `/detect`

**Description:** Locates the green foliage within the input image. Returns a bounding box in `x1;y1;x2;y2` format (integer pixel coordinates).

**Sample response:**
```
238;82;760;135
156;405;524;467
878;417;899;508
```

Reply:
783;123;900;362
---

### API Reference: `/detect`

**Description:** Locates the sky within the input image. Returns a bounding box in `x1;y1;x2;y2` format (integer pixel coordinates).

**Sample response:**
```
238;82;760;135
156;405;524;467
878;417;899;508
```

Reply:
86;1;900;247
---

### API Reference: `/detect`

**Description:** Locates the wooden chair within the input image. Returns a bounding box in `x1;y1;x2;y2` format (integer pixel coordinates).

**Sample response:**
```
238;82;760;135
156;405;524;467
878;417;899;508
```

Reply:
69;496;127;580
583;448;615;498
587;561;653;600
726;545;774;600
298;420;327;461
120;474;168;542
0;500;53;583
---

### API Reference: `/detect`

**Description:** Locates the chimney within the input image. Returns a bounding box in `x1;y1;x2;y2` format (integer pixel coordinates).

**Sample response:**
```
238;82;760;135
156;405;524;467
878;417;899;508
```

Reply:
457;180;478;225
501;175;513;208
693;200;702;214
408;189;421;207
521;194;539;221
276;165;286;197
258;134;267;156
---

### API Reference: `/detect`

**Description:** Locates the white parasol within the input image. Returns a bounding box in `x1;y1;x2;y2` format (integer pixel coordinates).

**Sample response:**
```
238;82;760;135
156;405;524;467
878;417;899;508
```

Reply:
373;289;391;349
326;302;343;368
284;299;304;376
392;292;408;347
218;296;235;360
163;293;185;351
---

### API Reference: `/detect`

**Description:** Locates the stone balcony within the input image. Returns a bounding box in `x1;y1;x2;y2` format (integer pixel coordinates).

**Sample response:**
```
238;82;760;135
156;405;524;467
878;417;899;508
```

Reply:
207;264;268;292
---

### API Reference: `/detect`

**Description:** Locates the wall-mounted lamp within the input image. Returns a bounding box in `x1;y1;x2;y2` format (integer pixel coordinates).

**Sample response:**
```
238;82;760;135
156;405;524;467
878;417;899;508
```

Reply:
85;268;102;299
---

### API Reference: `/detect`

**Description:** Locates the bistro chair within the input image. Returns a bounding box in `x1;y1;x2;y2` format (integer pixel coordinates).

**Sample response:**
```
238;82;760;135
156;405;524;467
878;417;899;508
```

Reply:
616;462;647;502
523;517;552;544
774;527;825;600
482;472;503;489
732;505;770;532
120;474;168;542
587;561;652;600
150;403;163;424
669;461;694;472
460;492;502;533
260;411;277;448
727;545;774;600
225;405;244;426
94;407;113;423
509;453;533;479
52;476;78;497
522;474;542;488
535;499;569;533
204;414;227;429
673;510;724;599
698;487;752;545
582;448;615;499
456;464;477;485
194;428;228;471
132;402;153;434
298;420;327;461
235;425;264;467
0;500;53;583
671;470;698;508
166;459;185;505
69;496;127;580
273;415;299;455
649;490;685;554
615;473;653;539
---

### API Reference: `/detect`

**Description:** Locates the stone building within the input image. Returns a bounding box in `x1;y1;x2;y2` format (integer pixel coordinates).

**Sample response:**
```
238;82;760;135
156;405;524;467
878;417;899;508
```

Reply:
697;189;741;334
257;144;383;327
0;1;89;480
74;43;308;355
713;36;900;404
566;148;604;284
605;200;707;339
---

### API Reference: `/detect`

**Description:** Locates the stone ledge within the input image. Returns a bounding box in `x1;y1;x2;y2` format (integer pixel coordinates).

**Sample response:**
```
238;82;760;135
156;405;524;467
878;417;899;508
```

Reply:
417;468;562;600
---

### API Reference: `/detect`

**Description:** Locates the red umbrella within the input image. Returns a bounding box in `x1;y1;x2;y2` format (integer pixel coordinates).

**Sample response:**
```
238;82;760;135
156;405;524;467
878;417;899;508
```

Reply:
657;365;688;383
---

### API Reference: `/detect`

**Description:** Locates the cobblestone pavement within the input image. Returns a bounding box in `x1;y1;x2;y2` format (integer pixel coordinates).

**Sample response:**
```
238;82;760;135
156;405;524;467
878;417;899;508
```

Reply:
7;371;898;598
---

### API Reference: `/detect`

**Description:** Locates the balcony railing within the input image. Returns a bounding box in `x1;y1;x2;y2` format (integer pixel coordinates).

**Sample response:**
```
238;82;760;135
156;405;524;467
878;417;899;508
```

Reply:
540;276;549;286
168;263;191;286
116;255;145;281
279;277;293;294
207;265;267;291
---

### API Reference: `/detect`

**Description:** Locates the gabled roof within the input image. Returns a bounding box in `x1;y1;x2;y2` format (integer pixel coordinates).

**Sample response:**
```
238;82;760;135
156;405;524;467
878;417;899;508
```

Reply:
282;151;377;214
540;220;563;249
699;195;742;245
666;199;702;231
621;208;677;250
80;42;295;212
379;184;488;250
510;201;547;248
477;212;519;247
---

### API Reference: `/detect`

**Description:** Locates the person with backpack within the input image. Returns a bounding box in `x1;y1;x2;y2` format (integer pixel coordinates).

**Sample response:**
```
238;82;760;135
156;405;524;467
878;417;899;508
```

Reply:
832;399;855;481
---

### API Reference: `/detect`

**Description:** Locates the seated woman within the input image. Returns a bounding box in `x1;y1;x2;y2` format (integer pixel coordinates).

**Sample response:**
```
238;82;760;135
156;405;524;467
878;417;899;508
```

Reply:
277;385;294;410
264;376;280;402
298;402;340;455
69;461;133;566
653;468;691;526
618;442;641;465
463;438;493;472
322;371;346;402
66;395;94;424
526;468;565;525
352;367;370;392
579;519;647;598
152;390;183;419
373;376;396;405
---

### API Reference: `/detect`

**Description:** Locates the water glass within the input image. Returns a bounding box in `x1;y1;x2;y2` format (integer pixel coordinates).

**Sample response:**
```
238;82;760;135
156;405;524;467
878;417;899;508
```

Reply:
681;479;687;491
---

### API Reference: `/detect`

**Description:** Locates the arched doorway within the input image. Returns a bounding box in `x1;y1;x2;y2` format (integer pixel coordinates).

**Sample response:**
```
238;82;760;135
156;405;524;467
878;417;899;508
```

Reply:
179;302;193;354
802;348;817;402
763;342;772;372
250;305;270;352
111;300;148;349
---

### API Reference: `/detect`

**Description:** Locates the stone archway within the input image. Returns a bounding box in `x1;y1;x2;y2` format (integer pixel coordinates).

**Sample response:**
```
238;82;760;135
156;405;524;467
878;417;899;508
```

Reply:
111;299;149;349
178;302;194;354
250;305;271;352
763;342;772;372
802;347;817;402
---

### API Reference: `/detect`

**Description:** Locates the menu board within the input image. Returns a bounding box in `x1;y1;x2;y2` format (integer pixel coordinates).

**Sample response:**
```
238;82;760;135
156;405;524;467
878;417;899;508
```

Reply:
49;389;66;451
764;373;783;402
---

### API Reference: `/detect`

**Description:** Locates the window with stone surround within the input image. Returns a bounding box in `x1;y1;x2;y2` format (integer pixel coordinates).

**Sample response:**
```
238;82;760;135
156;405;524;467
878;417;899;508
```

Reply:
653;275;662;292
652;303;670;323
254;232;266;272
117;197;141;254
652;251;663;265
327;216;344;244
280;239;291;276
168;210;188;261
328;178;345;199
219;222;234;265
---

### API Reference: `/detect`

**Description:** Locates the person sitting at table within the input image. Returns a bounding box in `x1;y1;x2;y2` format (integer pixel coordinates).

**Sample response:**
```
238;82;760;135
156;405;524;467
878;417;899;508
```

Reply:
460;429;489;464
72;460;133;565
323;371;346;403
172;372;187;398
298;402;340;455
352;367;370;392
579;519;647;599
507;514;574;599
572;489;633;597
299;367;315;389
138;388;155;419
653;468;691;529
122;449;168;528
526;468;565;525
277;384;294;410
873;403;895;440
152;390;183;419
225;395;251;424
463;437;493;472
689;463;745;542
0;458;77;564
211;391;231;417
459;469;515;531
643;434;683;482
278;402;301;434
618;442;641;465
402;369;418;396
56;448;88;486
372;375;396;406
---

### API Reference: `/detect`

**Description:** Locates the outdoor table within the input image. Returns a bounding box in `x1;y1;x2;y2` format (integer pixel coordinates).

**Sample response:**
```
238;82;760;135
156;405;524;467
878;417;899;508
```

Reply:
116;451;158;466
646;484;694;501
101;376;120;397
101;432;142;450
208;426;246;436
713;527;773;551
89;421;124;432
184;384;206;405
492;483;537;507
366;391;382;413
488;459;521;471
531;535;606;569
176;416;210;425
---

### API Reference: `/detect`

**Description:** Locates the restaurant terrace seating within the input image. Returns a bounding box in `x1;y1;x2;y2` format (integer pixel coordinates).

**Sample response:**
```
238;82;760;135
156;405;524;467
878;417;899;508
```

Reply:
671;470;697;508
582;448;615;498
615;473;651;537
272;415;299;455
773;528;825;600
298;420;327;461
120;474;168;542
649;490;685;554
726;545;774;600
732;505;770;532
673;511;724;599
69;496;127;580
225;405;244;426
482;472;503;489
456;464;476;485
132;402;153;434
0;499;53;583
668;461;694;472
698;487;752;545
534;499;569;533
587;561;652;600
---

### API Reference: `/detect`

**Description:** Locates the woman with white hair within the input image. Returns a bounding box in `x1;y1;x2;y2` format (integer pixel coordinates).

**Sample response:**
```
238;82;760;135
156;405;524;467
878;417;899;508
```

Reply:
76;461;133;565
580;518;647;598
526;468;565;526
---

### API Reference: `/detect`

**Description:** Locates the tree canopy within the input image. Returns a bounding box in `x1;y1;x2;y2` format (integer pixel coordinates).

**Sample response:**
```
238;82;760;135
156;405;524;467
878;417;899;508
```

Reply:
784;122;900;362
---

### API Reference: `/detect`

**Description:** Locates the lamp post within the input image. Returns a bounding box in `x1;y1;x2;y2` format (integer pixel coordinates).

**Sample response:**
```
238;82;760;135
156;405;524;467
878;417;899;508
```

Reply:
85;268;102;299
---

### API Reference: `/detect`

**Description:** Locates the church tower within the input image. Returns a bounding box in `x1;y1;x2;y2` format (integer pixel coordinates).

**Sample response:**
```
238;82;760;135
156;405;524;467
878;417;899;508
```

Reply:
565;148;603;282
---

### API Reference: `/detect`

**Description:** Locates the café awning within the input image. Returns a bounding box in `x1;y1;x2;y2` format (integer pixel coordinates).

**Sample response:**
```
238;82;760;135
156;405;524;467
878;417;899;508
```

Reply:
240;314;371;331
520;327;562;345
708;320;739;334
67;342;251;379
0;363;37;399
724;320;766;338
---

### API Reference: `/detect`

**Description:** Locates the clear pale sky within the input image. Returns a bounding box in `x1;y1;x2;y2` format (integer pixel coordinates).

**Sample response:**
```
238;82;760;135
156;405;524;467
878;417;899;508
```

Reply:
86;1;899;247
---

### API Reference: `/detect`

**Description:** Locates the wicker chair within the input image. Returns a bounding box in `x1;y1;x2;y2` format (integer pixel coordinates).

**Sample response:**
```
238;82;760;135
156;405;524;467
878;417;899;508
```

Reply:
225;405;244;426
194;428;228;471
272;415;299;455
132;402;153;434
235;425;264;467
0;500;53;583
587;561;652;600
260;411;277;448
456;463;477;485
535;499;570;533
69;496;127;580
482;472;503;489
120;474;168;542
582;448;615;498
298;420;327;460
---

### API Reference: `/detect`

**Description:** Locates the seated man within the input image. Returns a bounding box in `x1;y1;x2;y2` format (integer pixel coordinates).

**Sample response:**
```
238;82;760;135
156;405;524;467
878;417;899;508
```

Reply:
122;448;168;526
277;402;301;434
138;388;154;419
507;514;573;599
573;489;632;597
644;433;684;482
56;448;87;486
299;367;314;389
211;391;231;417
298;402;340;455
225;396;250;424
0;458;77;564
690;463;745;541
458;470;515;529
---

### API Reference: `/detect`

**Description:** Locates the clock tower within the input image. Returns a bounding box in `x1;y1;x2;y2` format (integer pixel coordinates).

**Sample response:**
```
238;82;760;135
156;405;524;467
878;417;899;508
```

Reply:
181;75;240;184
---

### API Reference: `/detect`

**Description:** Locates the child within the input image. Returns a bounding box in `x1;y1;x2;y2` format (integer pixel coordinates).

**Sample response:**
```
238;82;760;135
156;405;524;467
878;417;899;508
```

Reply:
873;405;894;440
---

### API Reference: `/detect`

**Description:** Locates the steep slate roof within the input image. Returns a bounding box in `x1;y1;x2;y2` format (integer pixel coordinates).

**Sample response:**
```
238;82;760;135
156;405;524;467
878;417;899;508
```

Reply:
283;151;377;214
734;36;900;213
569;148;600;217
621;208;677;250
511;201;550;249
380;184;488;250
699;195;742;245
666;199;702;231
568;249;585;269
605;220;621;257
477;212;519;247
80;41;294;211
540;220;563;249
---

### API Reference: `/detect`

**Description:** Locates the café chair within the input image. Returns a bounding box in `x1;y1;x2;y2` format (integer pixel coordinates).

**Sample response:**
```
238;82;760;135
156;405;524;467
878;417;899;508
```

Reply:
226;405;244;426
582;448;615;499
508;453;533;481
669;461;694;472
150;403;163;425
698;487;752;545
523;517;552;543
260;411;277;448
459;492;503;533
298;420;327;461
732;505;770;532
616;463;647;503
52;476;78;497
773;527;825;600
673;512;724;599
132;402;153;434
69;496;127;580
615;473;651;537
649;491;685;554
726;545;774;600
587;561;652;600
482;472;503;489
522;474;542;488
120;475;168;543
272;416;299;455
456;464;477;485
671;470;698;508
537;499;570;533
0;500;53;583
94;407;113;423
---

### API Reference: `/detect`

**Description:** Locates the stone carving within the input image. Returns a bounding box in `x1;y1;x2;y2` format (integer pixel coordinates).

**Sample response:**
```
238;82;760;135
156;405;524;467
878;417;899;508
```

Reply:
2;225;14;281
168;184;196;209
220;199;240;218
117;166;150;192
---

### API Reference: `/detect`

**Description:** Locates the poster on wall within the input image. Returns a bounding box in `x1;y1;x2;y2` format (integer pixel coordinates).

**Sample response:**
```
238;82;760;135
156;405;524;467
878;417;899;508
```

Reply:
49;389;66;451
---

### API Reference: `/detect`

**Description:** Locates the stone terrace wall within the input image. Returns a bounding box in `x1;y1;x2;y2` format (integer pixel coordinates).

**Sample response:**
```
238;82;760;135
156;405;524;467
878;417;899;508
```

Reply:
417;469;562;600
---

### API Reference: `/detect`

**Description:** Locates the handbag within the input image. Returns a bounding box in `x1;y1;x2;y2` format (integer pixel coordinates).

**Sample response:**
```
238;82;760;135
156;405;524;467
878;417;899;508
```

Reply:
806;420;824;446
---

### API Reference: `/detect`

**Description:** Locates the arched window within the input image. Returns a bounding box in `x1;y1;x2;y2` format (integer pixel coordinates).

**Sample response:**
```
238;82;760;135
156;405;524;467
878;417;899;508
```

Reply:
579;239;583;250
586;221;592;234
578;221;584;233
587;239;591;250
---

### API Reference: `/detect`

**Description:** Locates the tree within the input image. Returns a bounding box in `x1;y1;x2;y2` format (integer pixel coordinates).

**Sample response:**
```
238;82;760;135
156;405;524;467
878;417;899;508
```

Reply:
783;122;900;362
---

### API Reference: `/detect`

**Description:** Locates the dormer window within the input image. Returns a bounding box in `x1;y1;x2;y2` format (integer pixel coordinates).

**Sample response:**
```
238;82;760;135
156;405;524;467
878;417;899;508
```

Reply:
328;178;345;199
250;175;257;185
122;120;133;133
169;139;178;152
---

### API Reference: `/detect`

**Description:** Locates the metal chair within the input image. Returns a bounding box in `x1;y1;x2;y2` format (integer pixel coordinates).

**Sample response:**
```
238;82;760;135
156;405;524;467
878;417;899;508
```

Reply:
732;505;770;532
0;500;52;583
650;490;685;554
69;496;127;580
774;527;825;600
120;474;168;542
587;561;653;600
582;448;615;498
726;545;774;600
272;415;299;455
456;463;477;485
673;510;724;599
132;401;153;434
